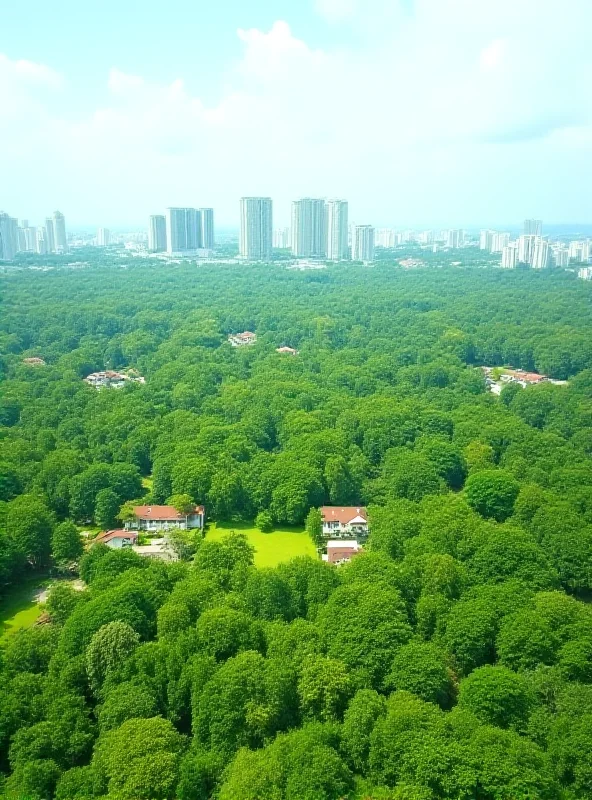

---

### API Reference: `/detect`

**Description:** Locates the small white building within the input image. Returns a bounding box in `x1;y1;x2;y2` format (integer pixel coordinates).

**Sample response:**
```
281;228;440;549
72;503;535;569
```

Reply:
94;529;138;549
320;507;368;539
228;331;257;347
322;540;362;565
124;505;205;533
276;346;298;355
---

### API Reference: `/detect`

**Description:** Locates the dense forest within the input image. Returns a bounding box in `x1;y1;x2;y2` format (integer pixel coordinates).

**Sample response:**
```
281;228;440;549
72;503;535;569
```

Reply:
2;256;592;798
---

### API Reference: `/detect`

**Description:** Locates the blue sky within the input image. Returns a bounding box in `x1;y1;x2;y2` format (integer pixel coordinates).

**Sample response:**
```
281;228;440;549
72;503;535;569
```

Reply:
2;0;591;228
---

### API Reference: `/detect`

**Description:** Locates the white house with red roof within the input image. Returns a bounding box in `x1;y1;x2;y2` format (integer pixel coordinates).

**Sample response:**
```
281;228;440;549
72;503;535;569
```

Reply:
323;540;362;565
124;505;205;533
94;529;138;549
228;331;257;347
320;506;368;539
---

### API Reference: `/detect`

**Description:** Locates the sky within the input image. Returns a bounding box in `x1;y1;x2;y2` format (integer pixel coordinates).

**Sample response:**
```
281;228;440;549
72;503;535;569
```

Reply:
1;0;591;229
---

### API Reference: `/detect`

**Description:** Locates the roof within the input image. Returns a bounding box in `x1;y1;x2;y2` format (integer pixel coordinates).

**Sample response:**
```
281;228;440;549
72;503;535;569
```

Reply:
133;504;205;521
327;540;361;550
320;506;368;524
95;529;138;544
276;346;298;354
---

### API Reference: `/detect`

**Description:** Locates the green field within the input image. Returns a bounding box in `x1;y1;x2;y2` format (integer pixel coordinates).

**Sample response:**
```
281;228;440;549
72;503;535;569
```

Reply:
205;522;317;567
0;576;49;643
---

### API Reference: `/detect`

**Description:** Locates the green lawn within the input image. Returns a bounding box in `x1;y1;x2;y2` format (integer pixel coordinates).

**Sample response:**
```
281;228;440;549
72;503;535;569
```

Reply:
205;521;317;568
0;576;50;643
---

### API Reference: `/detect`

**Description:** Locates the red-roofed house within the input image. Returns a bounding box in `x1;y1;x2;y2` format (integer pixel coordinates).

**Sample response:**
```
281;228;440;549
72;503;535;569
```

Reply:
124;505;205;533
320;506;368;539
228;331;257;347
95;529;138;549
323;540;362;565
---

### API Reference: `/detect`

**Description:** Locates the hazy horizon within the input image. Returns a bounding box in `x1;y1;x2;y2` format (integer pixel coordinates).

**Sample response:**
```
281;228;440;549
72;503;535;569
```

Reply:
3;0;592;228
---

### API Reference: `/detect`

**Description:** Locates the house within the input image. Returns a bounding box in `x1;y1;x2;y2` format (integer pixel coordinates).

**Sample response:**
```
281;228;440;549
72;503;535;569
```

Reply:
276;346;298;355
322;540;362;565
320;506;369;539
124;505;205;532
132;538;178;562
84;370;145;389
94;529;138;549
228;331;257;347
23;357;46;366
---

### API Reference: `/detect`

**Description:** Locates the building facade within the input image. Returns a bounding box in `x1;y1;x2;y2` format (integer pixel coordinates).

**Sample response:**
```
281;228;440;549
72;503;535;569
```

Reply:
45;218;55;253
0;213;18;261
531;238;550;269
320;507;369;539
53;211;67;252
501;244;518;269
326;200;349;260
97;228;110;246
524;219;543;236
352;225;375;261
291;198;327;258
125;505;205;532
149;215;167;252
199;208;215;250
240;197;273;260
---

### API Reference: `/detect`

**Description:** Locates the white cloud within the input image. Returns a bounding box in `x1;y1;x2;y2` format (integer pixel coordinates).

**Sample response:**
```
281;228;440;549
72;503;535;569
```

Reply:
1;0;591;226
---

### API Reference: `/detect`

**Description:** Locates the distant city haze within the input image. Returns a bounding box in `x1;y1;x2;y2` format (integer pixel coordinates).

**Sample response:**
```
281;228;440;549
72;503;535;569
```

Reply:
1;0;591;227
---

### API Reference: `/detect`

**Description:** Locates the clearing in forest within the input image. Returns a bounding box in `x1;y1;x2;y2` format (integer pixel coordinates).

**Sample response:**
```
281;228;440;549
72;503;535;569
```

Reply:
205;521;317;567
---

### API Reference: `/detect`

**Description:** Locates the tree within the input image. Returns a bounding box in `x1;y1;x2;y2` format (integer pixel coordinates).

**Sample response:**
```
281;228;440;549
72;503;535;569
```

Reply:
384;641;455;708
381;450;443;502
51;521;83;566
94;488;121;529
86;620;140;693
97;682;159;732
46;582;85;625
465;470;520;522
0;461;21;502
166;493;196;515
305;507;324;549
458;665;534;730
255;510;274;532
341;689;387;773
243;568;298;622
297;655;353;722
6;494;55;568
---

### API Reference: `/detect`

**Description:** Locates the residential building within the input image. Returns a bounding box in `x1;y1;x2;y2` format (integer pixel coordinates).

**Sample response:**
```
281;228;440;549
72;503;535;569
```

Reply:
166;207;201;254
276;346;298;355
553;247;569;268
84;370;145;389
273;228;291;249
524;218;543;236
518;234;536;264
352;225;375;261
24;225;37;252
36;228;48;254
446;229;464;249
531;238;550;269
198;208;215;249
240;197;273;260
148;214;167;252
23;357;46;366
501;244;518;269
228;331;257;347
491;232;510;253
375;228;397;248
320;506;369;539
417;230;434;245
97;228;110;246
94;530;138;549
326;199;349;261
322;540;362;565
53;210;67;252
480;230;494;250
124;504;205;532
45;217;55;253
291;198;327;258
0;213;18;260
579;267;592;280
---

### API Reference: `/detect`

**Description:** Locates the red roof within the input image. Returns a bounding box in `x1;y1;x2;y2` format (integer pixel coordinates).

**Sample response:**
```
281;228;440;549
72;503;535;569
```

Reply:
320;506;368;524
327;543;362;564
134;505;205;521
95;529;138;544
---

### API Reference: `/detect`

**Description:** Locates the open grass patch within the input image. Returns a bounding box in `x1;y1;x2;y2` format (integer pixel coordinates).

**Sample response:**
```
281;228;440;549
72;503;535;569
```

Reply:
0;575;50;643
205;521;317;568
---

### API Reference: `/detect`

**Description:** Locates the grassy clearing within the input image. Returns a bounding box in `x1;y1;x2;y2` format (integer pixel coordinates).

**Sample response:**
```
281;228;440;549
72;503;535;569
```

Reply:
205;521;317;568
0;575;50;643
142;476;154;491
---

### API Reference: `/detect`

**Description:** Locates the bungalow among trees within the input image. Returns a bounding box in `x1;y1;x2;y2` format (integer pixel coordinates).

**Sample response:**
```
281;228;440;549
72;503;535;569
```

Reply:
320;506;368;539
124;504;205;533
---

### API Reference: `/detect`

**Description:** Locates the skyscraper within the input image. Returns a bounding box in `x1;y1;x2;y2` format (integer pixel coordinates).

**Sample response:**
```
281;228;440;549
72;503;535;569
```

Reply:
0;213;18;261
53;211;67;252
446;229;463;249
518;235;536;264
480;230;494;251
291;198;327;258
24;226;37;252
166;208;201;253
149;215;167;252
524;219;543;236
240;197;273;260
97;228;110;247
501;244;518;269
198;208;215;250
531;238;550;269
36;228;48;254
352;225;375;261
45;218;55;253
326;200;349;261
273;228;291;249
553;247;569;268
375;229;397;248
491;232;510;253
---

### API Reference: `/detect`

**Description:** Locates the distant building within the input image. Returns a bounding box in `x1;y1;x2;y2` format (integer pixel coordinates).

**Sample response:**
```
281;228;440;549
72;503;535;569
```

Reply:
446;229;464;249
45;217;56;253
36;228;48;254
276;346;298;355
320;506;368;539
149;215;167;252
240;197;273;260
579;267;592;280
531;238;550;269
273;228;290;249
95;530;138;549
524;218;543;236
23;225;37;252
53;210;67;252
480;230;494;250
166;207;201;254
0;213;18;261
491;232;510;253
518;234;536;264
326;200;349;261
291;198;327;258
553;247;569;268
84;370;145;389
23;357;46;366
97;228;110;247
228;331;257;347
501;244;518;269
198;208;215;250
352;225;375;261
125;505;205;532
323;540;362;565
375;228;397;248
